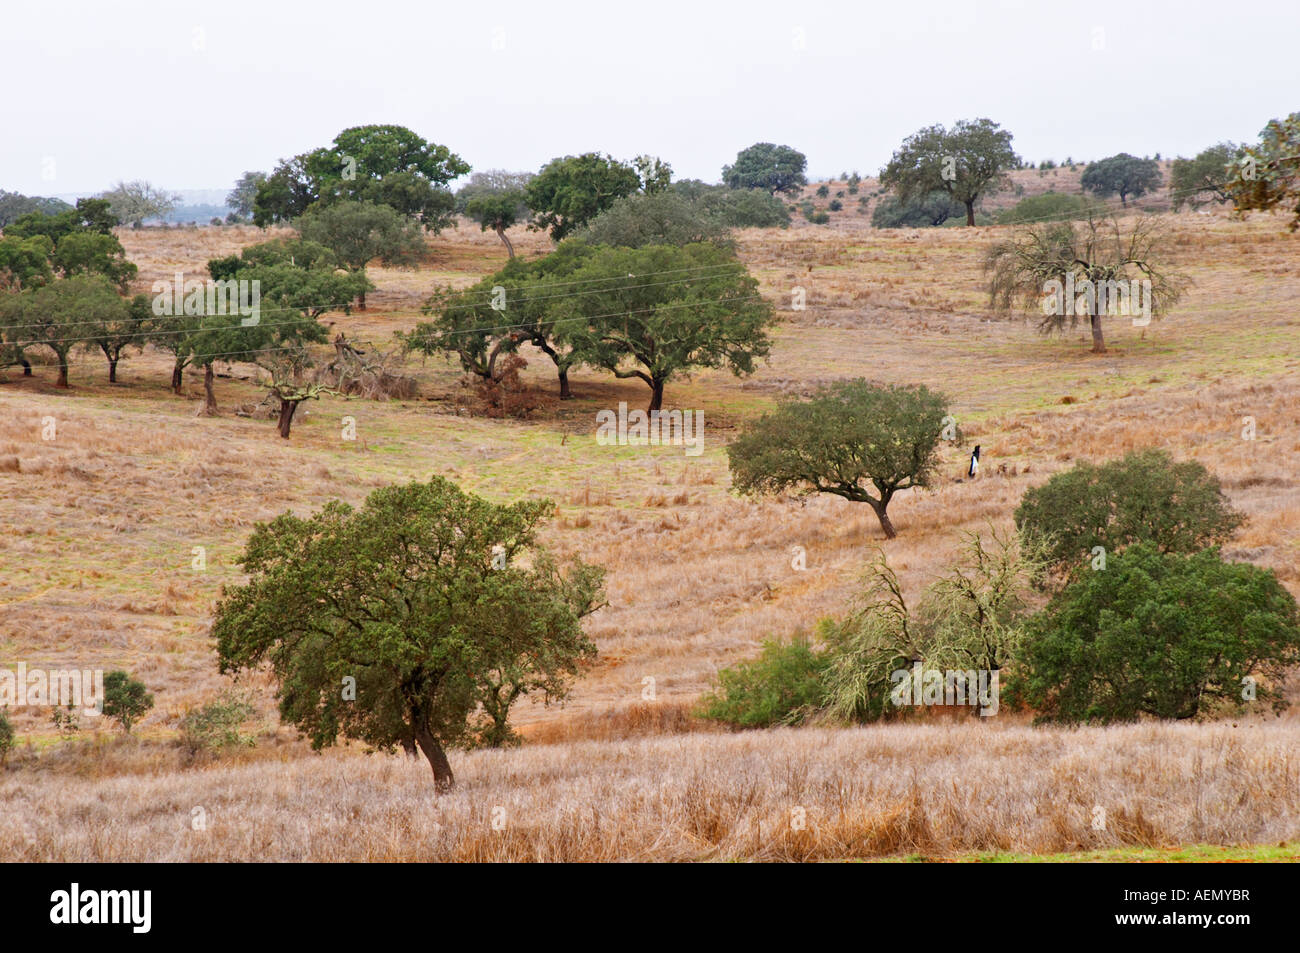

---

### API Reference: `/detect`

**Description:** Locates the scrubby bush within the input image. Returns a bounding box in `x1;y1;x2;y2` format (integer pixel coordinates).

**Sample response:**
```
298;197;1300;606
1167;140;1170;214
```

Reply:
816;184;830;198
179;692;258;754
1015;545;1300;722
996;191;1101;225
696;634;828;727
0;710;14;765
828;199;843;211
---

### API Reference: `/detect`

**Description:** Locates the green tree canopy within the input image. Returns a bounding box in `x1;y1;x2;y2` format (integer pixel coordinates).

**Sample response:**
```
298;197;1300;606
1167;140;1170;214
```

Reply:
4;197;118;243
253;124;468;228
0;234;55;291
879;119;1019;226
722;142;808;195
102;670;155;733
226;170;267;219
51;231;137;291
1225;112;1300;230
0;190;72;227
727;380;949;539
297;200;425;309
1013;448;1244;574
549;242;774;410
463;189;528;257
0;274;126;387
212;477;606;790
525;153;641;240
404;239;597;399
1080;153;1163;207
1169;143;1242;210
576;191;730;248
1015;545;1300;722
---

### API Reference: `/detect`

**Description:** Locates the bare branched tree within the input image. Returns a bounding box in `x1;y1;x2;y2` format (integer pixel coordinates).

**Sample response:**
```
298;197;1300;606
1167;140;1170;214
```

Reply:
985;213;1188;353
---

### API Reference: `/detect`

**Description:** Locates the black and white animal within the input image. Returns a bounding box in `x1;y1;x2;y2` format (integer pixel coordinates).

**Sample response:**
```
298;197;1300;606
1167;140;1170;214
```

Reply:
968;445;981;479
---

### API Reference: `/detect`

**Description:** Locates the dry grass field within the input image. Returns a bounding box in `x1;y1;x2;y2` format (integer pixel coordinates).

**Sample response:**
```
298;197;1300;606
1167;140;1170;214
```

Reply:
2;173;1298;861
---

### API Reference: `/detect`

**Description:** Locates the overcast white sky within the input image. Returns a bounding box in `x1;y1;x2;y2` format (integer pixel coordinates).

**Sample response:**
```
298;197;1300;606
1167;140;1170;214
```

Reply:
5;0;1297;196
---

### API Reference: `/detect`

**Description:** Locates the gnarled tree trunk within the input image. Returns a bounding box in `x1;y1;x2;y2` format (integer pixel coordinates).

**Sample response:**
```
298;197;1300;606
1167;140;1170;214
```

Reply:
276;398;300;438
201;363;218;415
1090;312;1106;353
414;727;455;793
495;225;515;259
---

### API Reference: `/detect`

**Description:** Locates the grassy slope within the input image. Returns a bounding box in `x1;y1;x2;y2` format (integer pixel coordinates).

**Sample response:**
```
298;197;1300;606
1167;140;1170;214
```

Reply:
1;198;1299;860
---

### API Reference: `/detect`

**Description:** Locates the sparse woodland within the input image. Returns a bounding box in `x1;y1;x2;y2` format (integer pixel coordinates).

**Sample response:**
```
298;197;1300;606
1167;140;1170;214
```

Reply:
3;116;1300;862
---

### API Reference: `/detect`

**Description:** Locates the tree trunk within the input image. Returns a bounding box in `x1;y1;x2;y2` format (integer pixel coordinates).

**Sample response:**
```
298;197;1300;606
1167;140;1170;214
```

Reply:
1089;312;1106;353
108;357;118;384
870;501;898;539
647;378;665;413
56;353;69;388
201;363;218;415
172;362;183;394
965;200;976;226
276;398;299;438
357;288;367;311
414;727;455;793
496;225;515;259
21;356;31;377
558;366;571;399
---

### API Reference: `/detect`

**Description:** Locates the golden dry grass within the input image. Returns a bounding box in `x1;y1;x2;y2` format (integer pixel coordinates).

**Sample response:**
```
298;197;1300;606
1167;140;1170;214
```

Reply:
2;194;1299;860
2;721;1296;861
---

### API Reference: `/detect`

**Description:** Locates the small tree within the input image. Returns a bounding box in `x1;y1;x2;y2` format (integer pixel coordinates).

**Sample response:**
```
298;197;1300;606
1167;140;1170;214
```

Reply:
1013;448;1244;574
554;242;774;411
297;200;425;309
102;671;154;733
879;119;1019;226
1170;143;1242;210
526;153;641;240
1080;153;1162;207
85;292;150;383
212;478;606;791
227;171;268;220
722;143;808;195
463;189;527;257
985;213;1187;353
1016;545;1300;722
727;380;949;539
633;154;674;194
